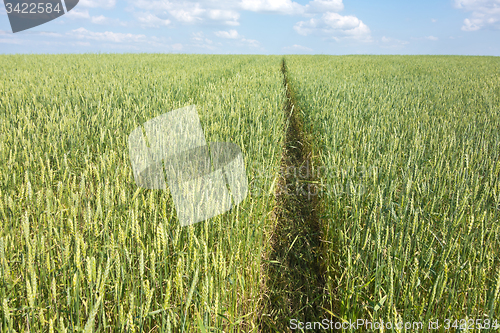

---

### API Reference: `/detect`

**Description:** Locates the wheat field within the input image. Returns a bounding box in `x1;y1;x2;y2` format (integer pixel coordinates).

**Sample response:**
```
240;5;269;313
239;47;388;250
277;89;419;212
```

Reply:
1;54;499;332
286;55;500;329
0;54;285;332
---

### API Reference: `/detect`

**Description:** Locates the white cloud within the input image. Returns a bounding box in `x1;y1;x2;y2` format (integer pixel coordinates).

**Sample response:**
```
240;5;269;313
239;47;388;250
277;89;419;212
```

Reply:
381;36;409;48
213;29;260;48
38;32;63;37
125;0;170;11
126;0;350;28
130;3;240;26
169;5;205;23
66;9;126;26
240;0;303;14
294;18;316;36
0;38;22;44
90;15;127;26
191;31;216;49
239;0;342;14
240;38;260;47
294;12;371;41
207;9;240;26
305;0;343;13
68;27;147;43
123;0;368;46
66;28;177;50
172;43;183;50
192;31;210;42
90;15;107;24
431;18;438;22
66;9;91;19
215;29;240;39
454;0;500;31
0;26;181;51
0;29;61;42
462;18;483;31
72;41;91;46
282;44;313;52
412;35;439;41
323;12;366;30
79;0;116;9
135;12;171;27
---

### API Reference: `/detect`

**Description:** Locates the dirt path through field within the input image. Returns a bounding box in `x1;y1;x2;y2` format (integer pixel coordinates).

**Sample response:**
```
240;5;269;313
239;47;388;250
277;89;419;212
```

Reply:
259;59;330;332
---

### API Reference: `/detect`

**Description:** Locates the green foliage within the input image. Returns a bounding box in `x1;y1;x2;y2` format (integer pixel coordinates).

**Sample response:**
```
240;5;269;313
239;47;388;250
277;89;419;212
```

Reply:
0;54;285;332
286;55;500;325
2;54;499;331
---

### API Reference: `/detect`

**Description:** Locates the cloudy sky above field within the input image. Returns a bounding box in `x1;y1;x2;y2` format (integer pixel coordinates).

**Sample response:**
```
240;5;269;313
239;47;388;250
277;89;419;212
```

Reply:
1;0;499;54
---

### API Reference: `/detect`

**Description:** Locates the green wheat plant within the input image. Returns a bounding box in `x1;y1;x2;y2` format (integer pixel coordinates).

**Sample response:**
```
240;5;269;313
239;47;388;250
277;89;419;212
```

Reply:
0;54;285;332
286;55;500;329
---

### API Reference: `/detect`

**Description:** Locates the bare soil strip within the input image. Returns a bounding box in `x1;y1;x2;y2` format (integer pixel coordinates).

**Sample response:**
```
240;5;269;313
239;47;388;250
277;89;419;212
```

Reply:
259;59;328;331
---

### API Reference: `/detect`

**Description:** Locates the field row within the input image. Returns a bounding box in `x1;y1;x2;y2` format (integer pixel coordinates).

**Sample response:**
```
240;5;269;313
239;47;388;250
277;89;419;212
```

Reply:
286;55;500;324
0;54;285;332
1;55;499;332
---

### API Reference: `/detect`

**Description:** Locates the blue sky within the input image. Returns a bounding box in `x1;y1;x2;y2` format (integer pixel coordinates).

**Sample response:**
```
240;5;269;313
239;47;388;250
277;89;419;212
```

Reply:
1;0;499;55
